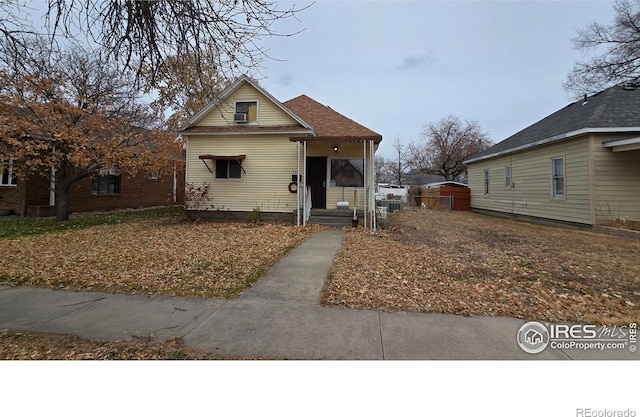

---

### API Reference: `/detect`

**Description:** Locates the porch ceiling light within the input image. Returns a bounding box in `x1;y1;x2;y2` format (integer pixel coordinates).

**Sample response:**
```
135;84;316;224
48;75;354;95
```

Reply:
333;145;339;153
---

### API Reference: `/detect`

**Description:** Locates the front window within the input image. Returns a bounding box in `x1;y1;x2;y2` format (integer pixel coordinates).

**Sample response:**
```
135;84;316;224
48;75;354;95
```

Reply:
92;168;121;194
1;159;17;186
552;157;565;197
330;159;364;187
215;159;242;179
235;101;257;123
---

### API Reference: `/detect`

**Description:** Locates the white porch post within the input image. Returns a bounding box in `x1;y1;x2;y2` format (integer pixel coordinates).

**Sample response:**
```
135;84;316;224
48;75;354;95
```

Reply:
363;140;367;230
296;141;300;227
303;141;307;226
370;139;376;231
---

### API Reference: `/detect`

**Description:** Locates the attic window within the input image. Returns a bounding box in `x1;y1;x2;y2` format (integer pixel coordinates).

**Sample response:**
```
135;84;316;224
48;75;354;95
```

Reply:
235;101;257;123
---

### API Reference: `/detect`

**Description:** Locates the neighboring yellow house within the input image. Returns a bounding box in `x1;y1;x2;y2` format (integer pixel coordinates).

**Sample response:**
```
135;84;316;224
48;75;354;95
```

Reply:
177;75;382;228
464;84;640;227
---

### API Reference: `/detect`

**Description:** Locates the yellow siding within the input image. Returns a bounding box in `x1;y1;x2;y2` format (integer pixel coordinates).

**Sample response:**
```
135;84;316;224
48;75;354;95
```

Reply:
469;136;592;224
197;83;299;127
186;135;299;212
592;135;640;222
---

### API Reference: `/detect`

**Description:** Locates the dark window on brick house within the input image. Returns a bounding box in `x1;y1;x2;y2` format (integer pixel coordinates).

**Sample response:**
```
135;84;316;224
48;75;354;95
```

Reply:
92;169;121;194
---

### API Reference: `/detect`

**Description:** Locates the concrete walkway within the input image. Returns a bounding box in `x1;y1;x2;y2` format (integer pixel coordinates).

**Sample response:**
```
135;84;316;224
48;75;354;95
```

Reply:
0;230;636;359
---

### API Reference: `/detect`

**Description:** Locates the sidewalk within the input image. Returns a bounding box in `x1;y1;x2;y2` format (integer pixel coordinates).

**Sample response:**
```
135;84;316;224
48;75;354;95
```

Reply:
0;230;637;359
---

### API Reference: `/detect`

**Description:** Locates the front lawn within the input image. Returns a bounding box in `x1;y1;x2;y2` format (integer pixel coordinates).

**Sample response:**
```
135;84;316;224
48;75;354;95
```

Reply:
0;206;184;239
0;216;319;298
322;210;640;325
0;329;222;360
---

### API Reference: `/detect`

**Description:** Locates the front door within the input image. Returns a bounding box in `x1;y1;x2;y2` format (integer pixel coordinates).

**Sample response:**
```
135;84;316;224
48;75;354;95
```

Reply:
306;157;327;209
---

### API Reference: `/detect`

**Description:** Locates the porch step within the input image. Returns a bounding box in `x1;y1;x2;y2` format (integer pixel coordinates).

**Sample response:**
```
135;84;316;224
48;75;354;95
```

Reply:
310;209;355;217
308;209;361;227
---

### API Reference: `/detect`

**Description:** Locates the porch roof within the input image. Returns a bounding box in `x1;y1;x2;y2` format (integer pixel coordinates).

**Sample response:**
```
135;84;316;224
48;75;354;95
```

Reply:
283;95;382;144
604;136;640;152
289;135;382;143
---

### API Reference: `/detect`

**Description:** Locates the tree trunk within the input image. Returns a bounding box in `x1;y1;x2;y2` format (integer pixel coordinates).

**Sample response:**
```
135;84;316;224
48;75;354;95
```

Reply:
54;162;71;221
55;185;70;221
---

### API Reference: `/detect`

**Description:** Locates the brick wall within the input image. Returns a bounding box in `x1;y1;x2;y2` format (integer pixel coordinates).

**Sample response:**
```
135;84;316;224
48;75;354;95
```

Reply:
0;183;26;216
18;163;185;217
69;165;185;213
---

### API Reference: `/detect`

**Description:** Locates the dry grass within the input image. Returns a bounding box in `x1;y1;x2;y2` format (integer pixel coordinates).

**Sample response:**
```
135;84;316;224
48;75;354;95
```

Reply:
322;209;640;325
0;220;320;298
0;329;223;360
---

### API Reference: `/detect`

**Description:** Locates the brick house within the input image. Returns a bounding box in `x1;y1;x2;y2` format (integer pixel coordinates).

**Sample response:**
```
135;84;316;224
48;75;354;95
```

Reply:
0;158;184;217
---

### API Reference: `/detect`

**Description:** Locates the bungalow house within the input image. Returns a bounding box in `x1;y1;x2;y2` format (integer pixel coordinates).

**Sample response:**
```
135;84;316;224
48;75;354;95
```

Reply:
0;160;185;217
464;84;640;226
178;75;383;228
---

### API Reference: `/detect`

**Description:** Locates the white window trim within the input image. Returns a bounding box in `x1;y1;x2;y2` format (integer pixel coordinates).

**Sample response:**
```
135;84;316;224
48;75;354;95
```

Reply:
504;165;512;189
483;168;490;196
1;158;17;187
551;156;566;199
234;99;259;125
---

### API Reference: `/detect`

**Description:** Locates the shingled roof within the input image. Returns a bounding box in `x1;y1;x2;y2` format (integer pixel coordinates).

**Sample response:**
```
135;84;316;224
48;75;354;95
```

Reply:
465;84;640;164
284;95;382;143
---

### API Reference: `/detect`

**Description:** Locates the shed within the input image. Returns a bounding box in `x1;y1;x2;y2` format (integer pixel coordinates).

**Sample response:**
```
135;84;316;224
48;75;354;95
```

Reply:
417;182;470;211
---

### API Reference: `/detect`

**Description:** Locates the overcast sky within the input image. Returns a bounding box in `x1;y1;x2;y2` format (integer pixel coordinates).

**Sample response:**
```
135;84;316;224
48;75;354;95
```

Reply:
257;1;616;158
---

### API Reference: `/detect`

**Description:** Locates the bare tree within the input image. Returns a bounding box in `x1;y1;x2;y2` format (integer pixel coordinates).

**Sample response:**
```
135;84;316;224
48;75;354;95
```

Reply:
564;0;640;96
379;136;410;186
0;0;310;85
146;51;225;130
0;39;180;221
407;115;490;182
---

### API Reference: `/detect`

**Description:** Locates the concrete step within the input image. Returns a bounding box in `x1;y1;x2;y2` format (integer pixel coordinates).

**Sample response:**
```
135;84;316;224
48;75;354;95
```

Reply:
308;216;354;227
310;209;359;217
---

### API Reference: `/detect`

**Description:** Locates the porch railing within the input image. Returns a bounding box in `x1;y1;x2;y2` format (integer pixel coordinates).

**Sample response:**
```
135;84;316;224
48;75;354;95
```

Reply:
304;186;312;224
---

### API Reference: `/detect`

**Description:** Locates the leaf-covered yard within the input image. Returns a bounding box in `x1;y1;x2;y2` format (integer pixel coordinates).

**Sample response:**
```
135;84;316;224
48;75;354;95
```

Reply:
322;210;640;325
0;220;318;298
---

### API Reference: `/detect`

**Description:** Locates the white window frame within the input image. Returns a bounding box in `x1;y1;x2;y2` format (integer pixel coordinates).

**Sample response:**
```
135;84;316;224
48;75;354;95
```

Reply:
504;165;512;189
1;158;17;187
215;159;243;180
234;100;259;124
551;156;566;198
483;168;490;195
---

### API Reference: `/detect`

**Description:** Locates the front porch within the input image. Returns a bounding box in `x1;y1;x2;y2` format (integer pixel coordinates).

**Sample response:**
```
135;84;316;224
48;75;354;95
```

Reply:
291;138;379;230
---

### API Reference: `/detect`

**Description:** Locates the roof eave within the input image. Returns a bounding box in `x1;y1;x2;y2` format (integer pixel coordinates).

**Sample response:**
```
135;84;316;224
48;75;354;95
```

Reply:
464;127;640;164
178;128;315;136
